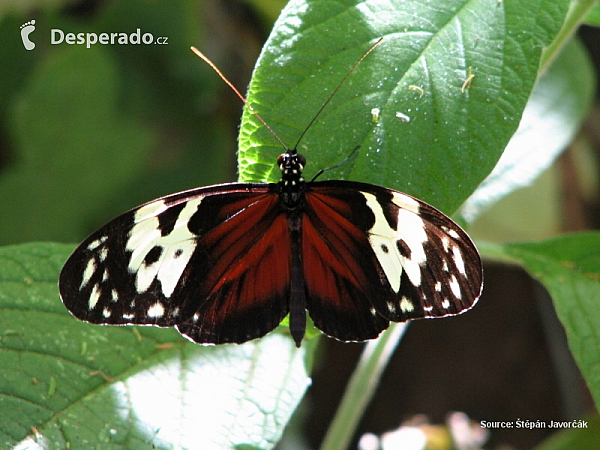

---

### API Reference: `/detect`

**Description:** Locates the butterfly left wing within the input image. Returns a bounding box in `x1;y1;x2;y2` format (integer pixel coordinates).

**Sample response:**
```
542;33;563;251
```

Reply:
59;183;292;345
302;180;483;342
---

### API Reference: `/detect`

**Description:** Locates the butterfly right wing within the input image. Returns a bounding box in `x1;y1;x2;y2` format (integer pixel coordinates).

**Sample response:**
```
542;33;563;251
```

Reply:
59;183;292;345
301;180;482;342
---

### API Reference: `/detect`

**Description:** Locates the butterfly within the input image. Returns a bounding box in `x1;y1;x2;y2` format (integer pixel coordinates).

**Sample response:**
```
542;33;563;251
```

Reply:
59;44;483;348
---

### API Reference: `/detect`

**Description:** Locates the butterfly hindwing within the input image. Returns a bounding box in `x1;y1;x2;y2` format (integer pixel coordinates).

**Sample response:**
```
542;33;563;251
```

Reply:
302;180;482;341
59;183;291;344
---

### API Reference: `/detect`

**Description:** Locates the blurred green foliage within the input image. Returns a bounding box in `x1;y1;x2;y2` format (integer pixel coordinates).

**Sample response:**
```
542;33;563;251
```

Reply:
0;0;268;245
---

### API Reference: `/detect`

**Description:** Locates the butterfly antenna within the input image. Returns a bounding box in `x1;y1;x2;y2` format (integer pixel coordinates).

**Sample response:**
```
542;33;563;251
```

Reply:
310;145;360;182
191;46;288;150
293;37;384;150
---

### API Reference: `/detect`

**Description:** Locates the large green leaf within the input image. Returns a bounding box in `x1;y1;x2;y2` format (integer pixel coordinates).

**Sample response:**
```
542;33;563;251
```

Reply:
484;233;600;410
0;244;310;449
238;0;569;215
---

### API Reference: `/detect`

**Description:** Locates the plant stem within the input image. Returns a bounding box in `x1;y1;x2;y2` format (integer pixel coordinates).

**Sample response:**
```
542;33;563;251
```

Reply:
319;323;408;450
539;0;597;74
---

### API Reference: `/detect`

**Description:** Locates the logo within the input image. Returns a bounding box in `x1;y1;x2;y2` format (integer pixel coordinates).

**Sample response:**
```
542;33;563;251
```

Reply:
51;28;168;48
20;20;36;50
19;20;168;50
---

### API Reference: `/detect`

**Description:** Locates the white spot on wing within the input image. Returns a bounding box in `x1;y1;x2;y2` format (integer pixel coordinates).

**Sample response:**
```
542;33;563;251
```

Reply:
391;192;421;214
396;208;427;287
147;302;165;318
377;194;428;288
448;229;460;239
88;284;101;310
98;247;108;262
441;299;451;309
363;192;429;291
387;301;396;314
133;200;170;223
400;297;414;313
157;242;197;297
441;236;450;252
80;258;96;290
449;275;462;299
452;245;466;275
87;236;107;251
127;198;202;297
127;220;162;291
362;193;403;293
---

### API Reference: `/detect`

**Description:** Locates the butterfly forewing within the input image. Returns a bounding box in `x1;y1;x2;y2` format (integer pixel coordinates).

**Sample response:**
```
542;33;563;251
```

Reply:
59;183;292;344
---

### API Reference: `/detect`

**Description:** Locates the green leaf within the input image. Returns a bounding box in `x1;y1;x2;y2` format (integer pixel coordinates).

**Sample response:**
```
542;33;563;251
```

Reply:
461;36;596;221
239;0;569;214
0;243;310;449
535;414;600;450
584;2;600;26
483;233;600;409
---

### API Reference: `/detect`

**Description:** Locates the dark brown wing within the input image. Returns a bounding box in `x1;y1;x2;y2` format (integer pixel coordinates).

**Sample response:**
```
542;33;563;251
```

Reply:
175;190;292;344
59;183;291;345
302;180;483;342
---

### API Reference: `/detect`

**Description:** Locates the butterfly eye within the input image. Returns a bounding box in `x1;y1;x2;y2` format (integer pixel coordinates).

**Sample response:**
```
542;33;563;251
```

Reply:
277;153;286;168
297;153;306;168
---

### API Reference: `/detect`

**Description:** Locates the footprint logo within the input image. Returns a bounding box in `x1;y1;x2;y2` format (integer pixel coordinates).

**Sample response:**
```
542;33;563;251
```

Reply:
20;20;36;50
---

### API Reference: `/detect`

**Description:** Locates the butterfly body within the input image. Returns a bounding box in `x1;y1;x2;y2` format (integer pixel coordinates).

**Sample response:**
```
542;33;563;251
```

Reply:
59;147;482;347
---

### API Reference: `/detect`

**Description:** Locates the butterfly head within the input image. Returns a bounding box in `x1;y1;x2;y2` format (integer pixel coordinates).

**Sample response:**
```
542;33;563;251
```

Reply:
277;150;306;181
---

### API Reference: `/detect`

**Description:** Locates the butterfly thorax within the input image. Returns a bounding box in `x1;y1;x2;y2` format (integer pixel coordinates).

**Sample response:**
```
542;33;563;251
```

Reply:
277;150;307;209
